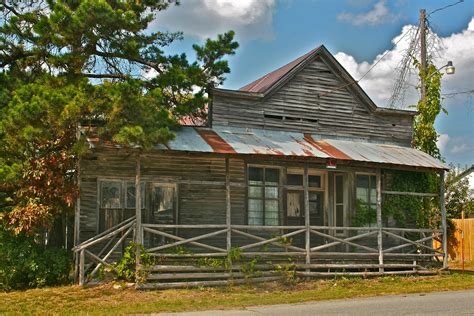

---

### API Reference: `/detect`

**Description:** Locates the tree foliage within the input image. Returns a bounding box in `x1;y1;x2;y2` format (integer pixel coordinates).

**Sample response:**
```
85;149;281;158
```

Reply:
412;58;447;159
445;168;474;219
0;0;238;234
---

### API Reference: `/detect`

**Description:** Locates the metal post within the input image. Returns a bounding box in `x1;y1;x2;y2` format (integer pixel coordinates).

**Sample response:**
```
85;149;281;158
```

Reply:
440;170;448;269
304;166;311;267
376;169;384;272
225;158;232;257
462;210;465;273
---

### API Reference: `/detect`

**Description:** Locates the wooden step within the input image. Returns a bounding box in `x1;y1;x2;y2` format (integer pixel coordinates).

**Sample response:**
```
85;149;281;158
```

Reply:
138;276;283;290
147;271;279;281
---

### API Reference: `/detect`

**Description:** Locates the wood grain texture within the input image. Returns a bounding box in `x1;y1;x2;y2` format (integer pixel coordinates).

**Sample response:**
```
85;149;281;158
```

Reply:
212;56;413;146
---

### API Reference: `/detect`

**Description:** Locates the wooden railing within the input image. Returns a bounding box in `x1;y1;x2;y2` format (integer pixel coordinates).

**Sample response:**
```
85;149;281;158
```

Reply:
73;217;136;285
142;223;444;264
74;221;444;285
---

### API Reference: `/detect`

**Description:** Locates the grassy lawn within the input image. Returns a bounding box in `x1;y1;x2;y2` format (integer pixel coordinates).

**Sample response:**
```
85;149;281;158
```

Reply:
449;260;474;271
1;272;474;315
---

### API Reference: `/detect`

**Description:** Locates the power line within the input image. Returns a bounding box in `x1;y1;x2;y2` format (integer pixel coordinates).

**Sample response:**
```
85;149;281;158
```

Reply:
319;27;414;99
428;0;464;16
442;90;474;97
358;29;413;82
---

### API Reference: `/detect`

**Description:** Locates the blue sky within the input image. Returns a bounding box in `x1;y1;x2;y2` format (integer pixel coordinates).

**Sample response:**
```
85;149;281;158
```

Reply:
153;0;474;166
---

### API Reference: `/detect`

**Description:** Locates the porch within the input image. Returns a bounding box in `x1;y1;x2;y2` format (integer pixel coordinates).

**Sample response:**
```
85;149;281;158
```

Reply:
73;154;448;288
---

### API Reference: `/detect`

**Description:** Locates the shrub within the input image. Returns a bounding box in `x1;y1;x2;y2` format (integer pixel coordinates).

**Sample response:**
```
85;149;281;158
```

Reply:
0;229;72;291
113;242;153;283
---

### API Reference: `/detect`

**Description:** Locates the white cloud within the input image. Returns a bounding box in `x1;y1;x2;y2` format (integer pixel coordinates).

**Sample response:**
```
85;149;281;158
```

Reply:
337;0;401;26
152;0;276;40
437;134;450;152
334;17;474;108
451;143;469;154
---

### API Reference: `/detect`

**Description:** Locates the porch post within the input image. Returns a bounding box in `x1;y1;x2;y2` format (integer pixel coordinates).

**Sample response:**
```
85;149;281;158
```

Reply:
135;153;142;245
74;156;81;282
376;169;384;272
304;166;311;266
135;153;142;279
225;158;232;256
440;170;448;269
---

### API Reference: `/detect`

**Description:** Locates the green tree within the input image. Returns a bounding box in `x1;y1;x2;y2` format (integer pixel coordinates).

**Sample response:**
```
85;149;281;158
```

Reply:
0;1;238;234
445;168;474;219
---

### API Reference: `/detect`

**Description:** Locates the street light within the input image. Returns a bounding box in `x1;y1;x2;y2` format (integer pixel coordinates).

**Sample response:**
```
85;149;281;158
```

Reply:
444;61;455;75
425;61;456;81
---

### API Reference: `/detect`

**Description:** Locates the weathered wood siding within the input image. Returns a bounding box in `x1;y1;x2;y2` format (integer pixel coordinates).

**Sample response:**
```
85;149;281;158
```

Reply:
78;151;407;252
78;151;246;244
212;56;413;146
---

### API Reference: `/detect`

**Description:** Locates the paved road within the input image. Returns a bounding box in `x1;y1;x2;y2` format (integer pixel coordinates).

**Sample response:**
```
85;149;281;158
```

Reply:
158;290;474;315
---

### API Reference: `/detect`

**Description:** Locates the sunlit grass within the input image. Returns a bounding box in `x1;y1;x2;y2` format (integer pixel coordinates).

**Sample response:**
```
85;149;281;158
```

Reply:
1;273;473;315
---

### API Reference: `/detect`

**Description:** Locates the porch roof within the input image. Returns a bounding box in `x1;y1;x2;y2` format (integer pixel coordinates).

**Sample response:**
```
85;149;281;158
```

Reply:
89;125;448;170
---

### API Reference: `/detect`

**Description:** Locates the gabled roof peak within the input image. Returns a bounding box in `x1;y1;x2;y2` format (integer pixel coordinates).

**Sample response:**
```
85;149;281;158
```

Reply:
239;45;324;93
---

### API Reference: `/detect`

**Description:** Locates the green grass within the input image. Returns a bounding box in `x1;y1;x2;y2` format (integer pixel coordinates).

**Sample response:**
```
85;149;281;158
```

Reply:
1;273;474;315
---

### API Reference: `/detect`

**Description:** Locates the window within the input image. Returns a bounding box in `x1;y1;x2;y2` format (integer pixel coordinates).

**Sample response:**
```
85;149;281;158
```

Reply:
100;181;121;208
286;172;325;224
248;167;280;226
125;182;145;209
99;180;145;232
355;174;377;226
335;175;344;227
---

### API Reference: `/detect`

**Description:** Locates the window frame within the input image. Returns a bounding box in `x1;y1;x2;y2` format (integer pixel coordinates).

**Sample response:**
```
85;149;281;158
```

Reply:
97;178;146;233
150;182;178;224
354;172;378;227
285;169;326;221
334;173;345;232
246;165;282;226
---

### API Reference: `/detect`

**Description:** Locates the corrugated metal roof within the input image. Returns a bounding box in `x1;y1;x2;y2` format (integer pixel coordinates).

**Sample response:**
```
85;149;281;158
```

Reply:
239;46;322;93
116;126;448;170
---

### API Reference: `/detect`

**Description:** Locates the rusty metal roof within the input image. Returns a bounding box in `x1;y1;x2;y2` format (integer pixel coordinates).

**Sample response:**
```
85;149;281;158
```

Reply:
239;46;322;93
123;126;447;170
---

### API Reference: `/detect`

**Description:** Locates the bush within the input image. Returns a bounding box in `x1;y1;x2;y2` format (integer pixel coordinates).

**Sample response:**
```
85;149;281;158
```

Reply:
113;242;153;283
0;229;72;291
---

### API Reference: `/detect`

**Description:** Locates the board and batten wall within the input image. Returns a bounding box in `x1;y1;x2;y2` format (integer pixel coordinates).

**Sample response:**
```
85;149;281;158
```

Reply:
212;56;414;146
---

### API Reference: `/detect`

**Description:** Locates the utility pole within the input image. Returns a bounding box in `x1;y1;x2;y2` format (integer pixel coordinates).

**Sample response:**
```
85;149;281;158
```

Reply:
419;9;427;104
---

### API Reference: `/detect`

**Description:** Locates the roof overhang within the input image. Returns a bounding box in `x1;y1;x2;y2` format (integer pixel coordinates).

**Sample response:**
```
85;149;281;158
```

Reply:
88;126;448;171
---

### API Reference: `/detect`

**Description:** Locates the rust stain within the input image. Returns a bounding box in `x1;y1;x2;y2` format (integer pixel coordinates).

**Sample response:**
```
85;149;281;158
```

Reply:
302;148;315;157
291;136;315;154
268;148;285;156
195;128;237;154
303;134;351;160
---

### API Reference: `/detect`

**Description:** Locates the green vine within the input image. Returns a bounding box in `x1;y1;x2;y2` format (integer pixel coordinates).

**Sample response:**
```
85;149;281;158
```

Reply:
112;242;153;283
382;170;438;229
411;58;447;159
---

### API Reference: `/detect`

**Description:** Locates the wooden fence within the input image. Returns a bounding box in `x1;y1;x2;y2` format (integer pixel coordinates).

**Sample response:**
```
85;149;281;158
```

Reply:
437;218;474;262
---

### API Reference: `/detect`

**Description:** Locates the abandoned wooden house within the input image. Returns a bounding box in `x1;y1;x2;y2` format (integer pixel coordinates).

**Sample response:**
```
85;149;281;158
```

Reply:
73;45;449;289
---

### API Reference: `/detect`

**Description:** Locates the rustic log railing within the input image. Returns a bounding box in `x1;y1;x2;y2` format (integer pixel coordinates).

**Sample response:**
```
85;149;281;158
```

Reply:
74;220;444;285
142;223;444;263
73;217;136;285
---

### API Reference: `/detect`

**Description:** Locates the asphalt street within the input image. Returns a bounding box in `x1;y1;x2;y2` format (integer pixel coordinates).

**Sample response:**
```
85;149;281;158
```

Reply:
158;289;474;316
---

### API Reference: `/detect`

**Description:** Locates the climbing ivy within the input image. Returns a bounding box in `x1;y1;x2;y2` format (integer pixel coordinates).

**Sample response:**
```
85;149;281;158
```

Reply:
382;170;439;229
412;58;447;159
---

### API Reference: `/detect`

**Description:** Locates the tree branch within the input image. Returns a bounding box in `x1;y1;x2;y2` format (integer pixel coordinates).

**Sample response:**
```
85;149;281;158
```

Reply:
80;73;129;80
93;50;163;74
